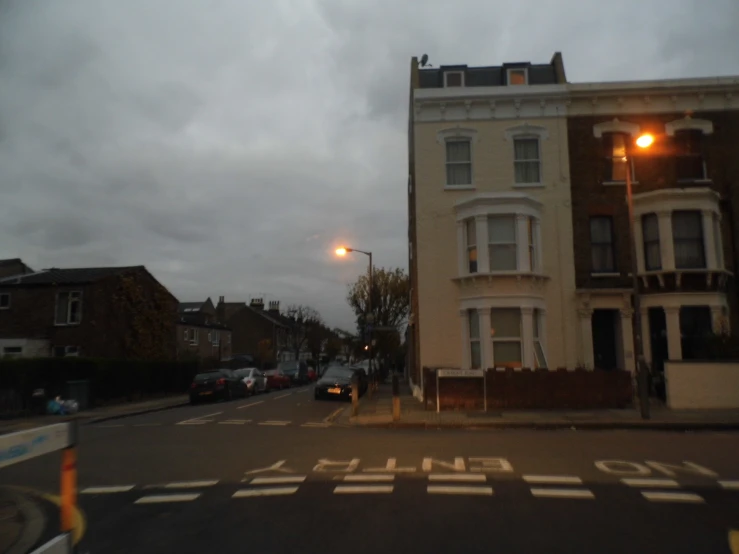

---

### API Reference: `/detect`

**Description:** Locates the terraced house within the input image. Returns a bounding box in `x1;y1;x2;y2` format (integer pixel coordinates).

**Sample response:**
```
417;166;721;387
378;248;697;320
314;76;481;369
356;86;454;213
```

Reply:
406;53;580;393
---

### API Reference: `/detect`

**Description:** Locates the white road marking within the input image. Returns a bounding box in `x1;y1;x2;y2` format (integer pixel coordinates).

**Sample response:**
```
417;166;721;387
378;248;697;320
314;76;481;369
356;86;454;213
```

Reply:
333;485;394;494
719;480;739;490
530;488;595;499
641;491;704;503
81;486;135;494
301;422;330;428
133;423;161;427
258;421;291;426
428;473;486;483
273;393;292;400
427;485;493;496
296;388;310;394
218;420;250;425
343;474;395;482
161;480;219;489
250;476;306;485
98;424;125;428
523;475;583;485
237;401;263;409
135;493;200;504
621;478;680;488
176;412;222;425
233;487;298;498
324;408;344;423
177;421;208;425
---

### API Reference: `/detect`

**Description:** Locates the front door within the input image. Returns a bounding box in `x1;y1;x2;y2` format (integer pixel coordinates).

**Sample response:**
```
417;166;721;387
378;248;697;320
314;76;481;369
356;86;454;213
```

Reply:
648;307;668;399
592;309;618;370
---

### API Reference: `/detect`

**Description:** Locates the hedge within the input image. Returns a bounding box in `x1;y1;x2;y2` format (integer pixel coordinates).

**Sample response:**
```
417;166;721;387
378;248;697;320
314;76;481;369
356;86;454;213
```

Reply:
0;357;200;413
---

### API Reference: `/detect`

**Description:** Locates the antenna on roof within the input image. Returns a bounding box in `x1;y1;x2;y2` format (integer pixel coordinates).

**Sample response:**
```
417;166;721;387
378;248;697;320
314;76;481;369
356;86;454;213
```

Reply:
418;54;431;68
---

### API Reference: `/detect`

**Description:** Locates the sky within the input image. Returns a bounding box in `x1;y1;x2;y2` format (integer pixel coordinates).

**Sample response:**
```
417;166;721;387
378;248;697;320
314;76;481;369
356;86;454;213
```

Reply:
1;0;738;331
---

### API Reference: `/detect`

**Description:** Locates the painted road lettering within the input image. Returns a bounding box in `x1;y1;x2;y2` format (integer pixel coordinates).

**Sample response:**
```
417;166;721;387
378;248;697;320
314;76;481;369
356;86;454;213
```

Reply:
421;457;466;472
645;461;718;478
468;457;514;473
595;459;719;478
243;460;296;478
363;458;417;473
313;458;360;472
594;460;652;476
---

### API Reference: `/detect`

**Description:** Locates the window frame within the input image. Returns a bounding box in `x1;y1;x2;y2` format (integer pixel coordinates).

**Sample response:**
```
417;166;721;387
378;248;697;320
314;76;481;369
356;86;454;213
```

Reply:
444;71;464;88
0;293;9;309
2;346;22;358
490;308;523;368
601;132;634;184
589;216;616;274
468;309;481;369
506;68;528;86
54;291;82;326
513;137;541;185
465;218;478;274
673;129;707;182
53;345;79;357
672;210;706;269
641;213;661;271
487;215;518;272
533;309;548;369
444;138;473;187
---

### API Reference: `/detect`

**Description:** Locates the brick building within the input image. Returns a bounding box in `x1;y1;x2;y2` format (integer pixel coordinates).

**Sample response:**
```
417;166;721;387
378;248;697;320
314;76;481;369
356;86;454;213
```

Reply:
176;298;232;361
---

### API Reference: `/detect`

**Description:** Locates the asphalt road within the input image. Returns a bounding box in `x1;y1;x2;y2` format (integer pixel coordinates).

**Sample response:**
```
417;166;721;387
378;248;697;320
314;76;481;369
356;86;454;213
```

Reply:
3;386;739;553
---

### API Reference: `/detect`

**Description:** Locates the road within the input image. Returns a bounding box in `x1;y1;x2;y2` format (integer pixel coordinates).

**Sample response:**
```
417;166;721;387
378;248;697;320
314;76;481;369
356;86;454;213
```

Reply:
3;385;739;553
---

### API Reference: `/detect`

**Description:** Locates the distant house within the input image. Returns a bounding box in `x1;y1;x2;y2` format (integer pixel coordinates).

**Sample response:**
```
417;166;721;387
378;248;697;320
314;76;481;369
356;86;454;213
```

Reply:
176;298;232;362
216;297;293;367
0;266;178;359
0;258;35;280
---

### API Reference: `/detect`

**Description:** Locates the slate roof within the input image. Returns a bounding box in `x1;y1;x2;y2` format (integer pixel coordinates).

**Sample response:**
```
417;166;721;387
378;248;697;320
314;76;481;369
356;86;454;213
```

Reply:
0;266;144;285
179;301;206;313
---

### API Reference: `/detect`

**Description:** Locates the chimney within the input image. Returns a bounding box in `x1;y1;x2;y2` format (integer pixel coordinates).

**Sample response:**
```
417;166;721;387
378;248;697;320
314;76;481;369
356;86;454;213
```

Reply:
216;296;225;323
268;300;280;316
250;297;264;310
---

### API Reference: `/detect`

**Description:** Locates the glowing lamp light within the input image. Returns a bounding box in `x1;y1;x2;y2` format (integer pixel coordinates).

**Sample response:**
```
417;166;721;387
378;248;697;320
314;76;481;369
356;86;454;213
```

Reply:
335;247;347;256
636;134;654;149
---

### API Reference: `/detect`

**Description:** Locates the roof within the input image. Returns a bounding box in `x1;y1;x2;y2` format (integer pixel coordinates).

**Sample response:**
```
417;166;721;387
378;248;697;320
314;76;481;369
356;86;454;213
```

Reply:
179;301;206;313
0;258;24;267
419;62;559;89
176;318;230;331
0;266;144;286
244;305;289;327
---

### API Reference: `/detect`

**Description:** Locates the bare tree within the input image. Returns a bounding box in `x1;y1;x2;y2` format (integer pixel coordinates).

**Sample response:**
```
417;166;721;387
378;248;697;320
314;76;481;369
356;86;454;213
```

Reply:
284;304;323;359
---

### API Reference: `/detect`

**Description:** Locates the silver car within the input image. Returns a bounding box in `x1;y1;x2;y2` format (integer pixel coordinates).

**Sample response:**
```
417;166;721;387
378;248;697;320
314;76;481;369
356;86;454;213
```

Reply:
234;367;268;395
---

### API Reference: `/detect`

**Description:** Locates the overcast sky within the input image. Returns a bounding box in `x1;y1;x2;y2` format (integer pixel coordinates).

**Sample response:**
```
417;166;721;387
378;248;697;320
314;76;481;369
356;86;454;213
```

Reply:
1;0;738;330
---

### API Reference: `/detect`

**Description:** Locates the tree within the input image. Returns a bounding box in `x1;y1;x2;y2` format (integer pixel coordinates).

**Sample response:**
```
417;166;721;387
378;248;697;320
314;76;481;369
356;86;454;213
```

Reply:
346;266;410;365
284;305;323;359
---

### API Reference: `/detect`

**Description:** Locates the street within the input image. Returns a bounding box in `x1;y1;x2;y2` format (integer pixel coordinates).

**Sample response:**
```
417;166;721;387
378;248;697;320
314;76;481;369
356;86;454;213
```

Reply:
3;387;739;553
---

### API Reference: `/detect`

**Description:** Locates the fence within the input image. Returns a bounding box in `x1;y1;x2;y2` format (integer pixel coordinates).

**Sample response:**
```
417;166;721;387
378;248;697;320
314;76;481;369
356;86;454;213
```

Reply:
0;421;78;553
422;367;633;411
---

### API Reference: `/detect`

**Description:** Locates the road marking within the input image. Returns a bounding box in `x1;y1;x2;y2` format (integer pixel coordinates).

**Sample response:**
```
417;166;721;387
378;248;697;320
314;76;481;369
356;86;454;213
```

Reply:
273;393;292;400
622;478;680;488
333;485;394;494
427;485;493;496
237;401;263;409
135;493;200;504
133;423;161;427
81;486;135;494
233;487;298;498
523;475;583;485
641;491;704;503
98;424;125;428
428;473;486;483
301;422;330;428
719;480;739;490
258;421;291;426
530;488;594;499
343;474;395;482
324;407;344;423
296;389;309;394
161;480;219;489
250;476;306;485
219;420;250;425
176;412;222;425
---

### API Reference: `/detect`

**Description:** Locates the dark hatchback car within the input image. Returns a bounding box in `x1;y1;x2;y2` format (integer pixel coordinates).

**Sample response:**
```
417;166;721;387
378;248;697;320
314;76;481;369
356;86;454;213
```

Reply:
189;369;247;404
278;360;309;385
314;366;366;401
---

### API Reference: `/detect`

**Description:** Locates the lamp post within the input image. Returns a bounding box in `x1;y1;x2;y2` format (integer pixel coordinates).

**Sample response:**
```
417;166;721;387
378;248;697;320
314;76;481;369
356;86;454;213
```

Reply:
626;133;654;420
336;247;375;383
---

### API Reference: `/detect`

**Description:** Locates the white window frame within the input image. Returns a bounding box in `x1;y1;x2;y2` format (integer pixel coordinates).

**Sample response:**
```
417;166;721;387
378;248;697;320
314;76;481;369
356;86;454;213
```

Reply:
213;331;220;346
437;128;478;190
506;68;528;86
533;309;548;369
2;346;22;358
55;291;82;326
191;329;199;345
672;210;706;270
512;136;541;185
444;139;472;187
465;218;478;274
444;71;464;87
487;215;518;272
490;308;523;368
503;124;548;188
468;309;481;369
0;293;9;309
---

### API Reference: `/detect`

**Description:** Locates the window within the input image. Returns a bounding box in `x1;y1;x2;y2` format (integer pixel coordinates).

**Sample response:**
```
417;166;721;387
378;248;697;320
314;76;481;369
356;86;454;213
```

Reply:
674;130;706;180
533;309;547;369
680;306;713;360
590;216;615;273
444;71;464;87
527;217;537;272
446;140;472;186
0;293;9;309
466;219;478;273
642;214;661;270
55;291;82;325
488;215;517;271
714;215;722;268
602;133;629;182
672;211;705;269
184;329;189;341
2;346;22;358
468;310;481;369
507;68;527;85
208;332;212;342
213;331;220;346
53;346;79;357
189;329;199;344
490;308;522;367
513;138;541;184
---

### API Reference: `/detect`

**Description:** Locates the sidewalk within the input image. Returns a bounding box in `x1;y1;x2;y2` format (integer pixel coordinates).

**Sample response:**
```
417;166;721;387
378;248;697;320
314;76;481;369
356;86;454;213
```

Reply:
335;378;739;430
0;394;189;434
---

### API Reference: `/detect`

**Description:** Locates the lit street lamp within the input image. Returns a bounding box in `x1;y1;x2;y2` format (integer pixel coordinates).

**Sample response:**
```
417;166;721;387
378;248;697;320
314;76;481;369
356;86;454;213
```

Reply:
626;133;655;420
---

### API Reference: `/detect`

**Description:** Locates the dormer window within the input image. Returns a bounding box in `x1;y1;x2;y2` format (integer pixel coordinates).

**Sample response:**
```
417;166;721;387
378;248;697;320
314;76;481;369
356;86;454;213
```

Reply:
444;71;464;87
507;68;528;85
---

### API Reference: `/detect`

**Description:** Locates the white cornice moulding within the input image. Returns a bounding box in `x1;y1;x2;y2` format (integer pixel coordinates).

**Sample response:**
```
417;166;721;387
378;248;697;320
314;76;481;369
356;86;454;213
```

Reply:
504;123;549;141
665;116;714;136
632;187;721;218
593;118;641;137
436;127;479;145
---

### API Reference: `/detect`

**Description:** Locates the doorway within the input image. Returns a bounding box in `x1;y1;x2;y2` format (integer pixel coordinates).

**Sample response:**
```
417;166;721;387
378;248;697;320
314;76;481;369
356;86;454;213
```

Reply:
648;307;668;399
592;309;619;370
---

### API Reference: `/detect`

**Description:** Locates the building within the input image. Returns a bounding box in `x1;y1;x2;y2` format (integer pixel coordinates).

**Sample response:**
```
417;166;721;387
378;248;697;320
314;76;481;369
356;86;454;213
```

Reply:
0;266;178;359
176;298;232;362
407;53;580;393
0;258;34;280
567;76;739;394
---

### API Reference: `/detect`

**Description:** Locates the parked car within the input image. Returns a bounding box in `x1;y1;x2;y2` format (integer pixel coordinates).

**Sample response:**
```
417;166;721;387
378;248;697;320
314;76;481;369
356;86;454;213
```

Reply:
314;366;366;401
307;367;317;382
264;369;291;390
189;369;247;404
278;360;309;385
233;367;268;395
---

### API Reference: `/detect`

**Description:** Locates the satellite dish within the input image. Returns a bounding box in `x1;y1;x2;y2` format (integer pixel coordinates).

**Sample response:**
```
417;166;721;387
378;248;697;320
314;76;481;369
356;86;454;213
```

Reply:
420;54;428;67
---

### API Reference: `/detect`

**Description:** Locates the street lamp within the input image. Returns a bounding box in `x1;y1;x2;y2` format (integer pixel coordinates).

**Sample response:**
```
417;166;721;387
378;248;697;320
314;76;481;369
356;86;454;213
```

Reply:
625;133;655;420
336;246;375;380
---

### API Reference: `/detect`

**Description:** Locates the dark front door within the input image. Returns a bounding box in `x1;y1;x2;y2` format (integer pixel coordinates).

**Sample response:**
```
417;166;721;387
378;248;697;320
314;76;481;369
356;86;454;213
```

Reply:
648;307;668;399
592;309;618;370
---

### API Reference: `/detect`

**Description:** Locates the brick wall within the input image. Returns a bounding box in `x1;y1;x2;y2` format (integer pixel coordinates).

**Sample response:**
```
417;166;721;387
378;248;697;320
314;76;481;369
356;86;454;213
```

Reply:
226;307;279;362
176;324;232;361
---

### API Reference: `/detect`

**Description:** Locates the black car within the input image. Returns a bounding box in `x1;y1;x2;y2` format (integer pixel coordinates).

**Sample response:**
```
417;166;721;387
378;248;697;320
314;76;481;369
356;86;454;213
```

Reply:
189;369;247;404
314;366;365;401
278;360;309;385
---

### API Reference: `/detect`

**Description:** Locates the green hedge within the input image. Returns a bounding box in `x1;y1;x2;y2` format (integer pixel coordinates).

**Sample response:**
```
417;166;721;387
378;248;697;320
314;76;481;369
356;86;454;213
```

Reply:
0;357;200;410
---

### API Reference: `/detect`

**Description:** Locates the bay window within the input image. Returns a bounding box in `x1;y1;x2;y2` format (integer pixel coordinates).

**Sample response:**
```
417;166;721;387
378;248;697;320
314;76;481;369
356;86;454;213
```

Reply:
533;308;547;369
642;213;661;270
465;219;478;273
490;308;522;368
488;215;517;271
672;210;705;269
468;309;481;369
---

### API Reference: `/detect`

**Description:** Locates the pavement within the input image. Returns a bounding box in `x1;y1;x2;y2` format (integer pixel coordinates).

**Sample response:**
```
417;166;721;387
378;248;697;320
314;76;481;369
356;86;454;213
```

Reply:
336;377;739;430
1;382;739;553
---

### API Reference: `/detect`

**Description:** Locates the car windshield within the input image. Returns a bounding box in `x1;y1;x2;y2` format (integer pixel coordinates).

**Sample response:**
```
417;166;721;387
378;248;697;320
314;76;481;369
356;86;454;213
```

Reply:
233;369;253;378
278;361;297;371
322;367;354;379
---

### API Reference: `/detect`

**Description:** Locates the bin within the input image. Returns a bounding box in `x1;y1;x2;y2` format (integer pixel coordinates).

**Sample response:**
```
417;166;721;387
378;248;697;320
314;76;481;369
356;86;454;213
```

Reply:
66;379;90;411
